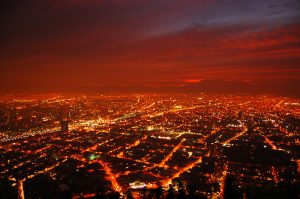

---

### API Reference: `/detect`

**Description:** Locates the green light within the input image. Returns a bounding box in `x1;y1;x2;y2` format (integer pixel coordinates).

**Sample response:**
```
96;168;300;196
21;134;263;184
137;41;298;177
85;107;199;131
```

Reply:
89;154;100;160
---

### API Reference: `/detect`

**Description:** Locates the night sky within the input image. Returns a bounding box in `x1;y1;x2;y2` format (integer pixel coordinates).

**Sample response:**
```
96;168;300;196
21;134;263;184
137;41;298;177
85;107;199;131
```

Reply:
1;0;300;94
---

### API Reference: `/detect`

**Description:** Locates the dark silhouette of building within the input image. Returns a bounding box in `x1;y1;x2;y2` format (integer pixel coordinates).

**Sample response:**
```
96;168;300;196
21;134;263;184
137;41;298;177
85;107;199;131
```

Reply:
61;120;69;132
209;143;222;158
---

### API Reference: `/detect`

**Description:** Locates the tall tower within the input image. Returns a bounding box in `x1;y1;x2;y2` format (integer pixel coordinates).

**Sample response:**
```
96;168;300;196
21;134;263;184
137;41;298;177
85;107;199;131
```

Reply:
212;122;216;130
209;143;222;158
61;120;69;133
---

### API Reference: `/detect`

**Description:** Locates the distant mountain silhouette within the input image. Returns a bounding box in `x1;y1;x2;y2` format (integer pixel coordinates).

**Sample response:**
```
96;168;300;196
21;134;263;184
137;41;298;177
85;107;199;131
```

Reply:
92;79;300;97
1;79;299;97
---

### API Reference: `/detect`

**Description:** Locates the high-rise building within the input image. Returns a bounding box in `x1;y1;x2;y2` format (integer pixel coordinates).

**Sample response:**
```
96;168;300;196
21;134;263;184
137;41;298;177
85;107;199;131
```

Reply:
209;143;222;158
61;120;69;132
